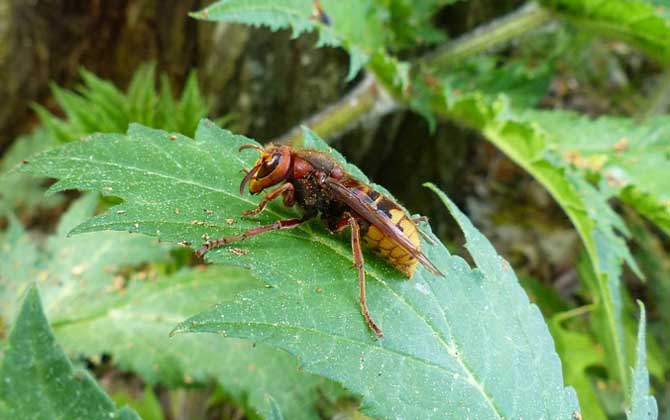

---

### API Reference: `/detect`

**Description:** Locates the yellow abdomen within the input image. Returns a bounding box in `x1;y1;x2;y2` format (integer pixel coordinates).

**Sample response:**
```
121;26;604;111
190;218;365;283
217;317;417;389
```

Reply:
363;208;420;277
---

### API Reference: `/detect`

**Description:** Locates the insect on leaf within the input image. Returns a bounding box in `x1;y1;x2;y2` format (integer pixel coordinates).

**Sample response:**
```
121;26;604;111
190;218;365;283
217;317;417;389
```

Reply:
22;120;580;419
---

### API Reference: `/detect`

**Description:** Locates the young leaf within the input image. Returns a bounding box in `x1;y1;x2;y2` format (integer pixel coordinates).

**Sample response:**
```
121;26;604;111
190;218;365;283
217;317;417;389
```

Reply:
0;195;345;420
36;62;212;142
626;302;658;420
126;62;159;127
193;0;409;88
0;286;140;419
539;0;670;63
23;120;580;418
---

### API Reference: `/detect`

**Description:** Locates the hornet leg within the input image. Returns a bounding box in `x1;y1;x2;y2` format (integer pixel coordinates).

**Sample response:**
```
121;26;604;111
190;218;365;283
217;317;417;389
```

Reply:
243;183;295;217
349;216;384;338
196;217;304;257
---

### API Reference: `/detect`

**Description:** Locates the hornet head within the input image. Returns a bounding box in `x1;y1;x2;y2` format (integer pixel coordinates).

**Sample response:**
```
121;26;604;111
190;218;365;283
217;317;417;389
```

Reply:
239;144;292;195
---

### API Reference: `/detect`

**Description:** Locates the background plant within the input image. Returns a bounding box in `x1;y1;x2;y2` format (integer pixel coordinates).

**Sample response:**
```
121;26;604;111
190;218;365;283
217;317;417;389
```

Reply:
0;0;668;419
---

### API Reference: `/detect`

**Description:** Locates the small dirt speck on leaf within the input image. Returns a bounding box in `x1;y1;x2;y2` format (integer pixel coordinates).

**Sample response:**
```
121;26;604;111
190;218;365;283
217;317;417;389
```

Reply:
230;248;248;256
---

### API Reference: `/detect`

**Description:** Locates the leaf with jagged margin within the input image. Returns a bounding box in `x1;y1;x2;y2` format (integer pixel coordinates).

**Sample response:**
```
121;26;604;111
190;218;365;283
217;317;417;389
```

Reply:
35;63;212;143
408;70;644;399
171;182;582;419
539;0;670;63
55;266;346;420
0;286;141;419
628;212;670;354
424;85;641;395
0;129;62;215
433;21;573;112
192;0;409;88
523;109;670;236
0;196;346;420
0;194;171;327
382;0;456;49
22;120;579;419
550;317;607;420
626;302;659;420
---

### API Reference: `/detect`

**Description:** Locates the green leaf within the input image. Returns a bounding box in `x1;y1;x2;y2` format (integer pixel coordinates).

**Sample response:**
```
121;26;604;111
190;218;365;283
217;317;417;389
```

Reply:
126;62;159;127
55;266;346;420
539;0;670;63
550;317;607;420
442;55;554;109
523;110;670;235
193;0;409;89
1;194;170;325
174;70;208;138
420;86;639;395
626;302;658;420
22;119;582;418
36;62;212;142
111;388;163;420
0;195;345;420
0;129;62;215
0;286;140;419
628;212;670;354
380;0;454;49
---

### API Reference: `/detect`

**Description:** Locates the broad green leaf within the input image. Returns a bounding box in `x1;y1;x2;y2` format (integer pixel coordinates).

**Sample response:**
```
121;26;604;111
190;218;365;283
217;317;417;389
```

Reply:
0;286;140;419
539;0;670;63
419;85;640;395
172;178;580;419
626;302;658;420
193;0;409;88
524;110;670;235
0;214;41;329
22;119;581;418
0;195;345;420
54;266;346;420
0;129;62;214
0;194;170;325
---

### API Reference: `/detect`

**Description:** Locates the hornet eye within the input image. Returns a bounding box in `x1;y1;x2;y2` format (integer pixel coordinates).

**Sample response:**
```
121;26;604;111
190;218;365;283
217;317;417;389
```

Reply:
256;153;282;178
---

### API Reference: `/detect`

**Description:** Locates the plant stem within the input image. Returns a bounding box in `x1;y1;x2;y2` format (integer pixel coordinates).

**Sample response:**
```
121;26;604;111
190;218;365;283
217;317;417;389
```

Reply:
275;74;396;145
421;2;553;69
